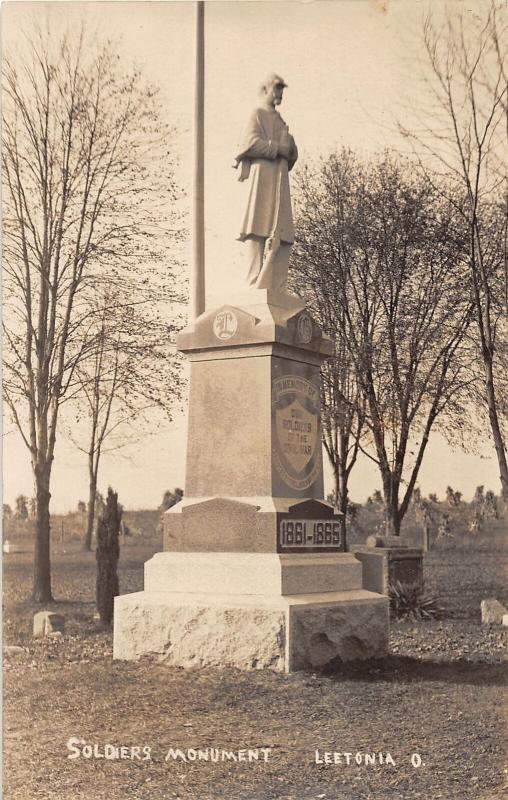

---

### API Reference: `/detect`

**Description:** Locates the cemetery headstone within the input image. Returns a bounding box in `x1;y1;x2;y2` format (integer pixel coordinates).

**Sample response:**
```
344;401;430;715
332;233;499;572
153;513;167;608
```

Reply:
33;611;65;637
481;598;507;625
351;537;424;597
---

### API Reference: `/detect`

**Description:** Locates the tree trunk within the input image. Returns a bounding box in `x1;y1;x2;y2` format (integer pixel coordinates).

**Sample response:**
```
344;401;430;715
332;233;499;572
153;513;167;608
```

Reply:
384;515;401;537
472;226;508;502
384;482;402;537
483;352;508;502
338;431;349;517
32;463;53;603
328;432;351;551
338;463;349;553
84;472;97;552
338;469;349;517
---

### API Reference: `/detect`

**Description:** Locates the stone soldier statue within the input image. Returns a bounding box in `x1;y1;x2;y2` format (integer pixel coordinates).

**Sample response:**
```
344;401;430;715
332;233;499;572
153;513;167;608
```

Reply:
234;73;298;291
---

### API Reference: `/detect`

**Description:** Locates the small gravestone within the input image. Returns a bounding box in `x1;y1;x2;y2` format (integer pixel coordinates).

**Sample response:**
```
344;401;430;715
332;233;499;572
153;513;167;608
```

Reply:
503;615;508;628
352;536;424;596
481;598;507;625
33;611;65;637
3;540;20;554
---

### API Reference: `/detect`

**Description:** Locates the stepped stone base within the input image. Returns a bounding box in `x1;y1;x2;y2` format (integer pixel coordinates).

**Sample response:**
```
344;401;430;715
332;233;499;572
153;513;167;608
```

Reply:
113;588;389;673
144;552;361;595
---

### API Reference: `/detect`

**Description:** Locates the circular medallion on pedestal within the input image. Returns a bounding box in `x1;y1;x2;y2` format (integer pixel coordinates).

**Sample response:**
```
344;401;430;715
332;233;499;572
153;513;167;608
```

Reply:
213;309;238;340
296;312;313;344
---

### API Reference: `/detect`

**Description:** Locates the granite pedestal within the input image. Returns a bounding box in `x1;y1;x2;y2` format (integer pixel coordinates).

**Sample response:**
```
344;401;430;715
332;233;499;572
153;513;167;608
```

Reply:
114;289;389;671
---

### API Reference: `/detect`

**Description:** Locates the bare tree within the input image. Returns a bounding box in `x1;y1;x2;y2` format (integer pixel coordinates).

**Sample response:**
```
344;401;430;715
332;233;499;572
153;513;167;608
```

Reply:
313;322;366;524
400;1;508;500
69;286;184;551
293;150;474;535
2;24;182;601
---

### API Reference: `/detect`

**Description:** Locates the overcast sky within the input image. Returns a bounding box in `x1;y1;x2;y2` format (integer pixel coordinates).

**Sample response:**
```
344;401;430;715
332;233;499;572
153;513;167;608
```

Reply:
2;0;502;511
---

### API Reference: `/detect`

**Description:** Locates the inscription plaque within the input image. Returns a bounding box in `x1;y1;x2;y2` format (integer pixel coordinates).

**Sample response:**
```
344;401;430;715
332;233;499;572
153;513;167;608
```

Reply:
280;518;342;548
273;375;321;491
277;514;345;553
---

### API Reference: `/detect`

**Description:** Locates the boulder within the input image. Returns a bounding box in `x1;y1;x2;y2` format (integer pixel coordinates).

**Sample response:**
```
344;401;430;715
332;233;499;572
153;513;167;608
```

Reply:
33;611;65;637
480;598;507;625
4;645;25;657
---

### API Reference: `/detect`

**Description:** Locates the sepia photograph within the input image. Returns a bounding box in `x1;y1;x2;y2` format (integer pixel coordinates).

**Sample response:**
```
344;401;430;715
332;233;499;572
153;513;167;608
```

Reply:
2;1;508;798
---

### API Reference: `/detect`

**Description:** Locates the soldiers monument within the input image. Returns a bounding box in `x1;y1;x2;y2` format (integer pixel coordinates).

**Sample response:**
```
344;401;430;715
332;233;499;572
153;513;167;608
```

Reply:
114;6;389;672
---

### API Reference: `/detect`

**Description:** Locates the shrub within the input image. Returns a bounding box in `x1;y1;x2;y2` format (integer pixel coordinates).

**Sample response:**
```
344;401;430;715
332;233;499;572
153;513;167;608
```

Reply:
96;487;121;626
15;495;29;520
446;486;461;507
388;580;442;620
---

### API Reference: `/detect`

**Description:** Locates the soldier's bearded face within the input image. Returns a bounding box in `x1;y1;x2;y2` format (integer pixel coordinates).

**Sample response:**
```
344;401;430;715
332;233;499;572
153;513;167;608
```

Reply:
267;81;284;106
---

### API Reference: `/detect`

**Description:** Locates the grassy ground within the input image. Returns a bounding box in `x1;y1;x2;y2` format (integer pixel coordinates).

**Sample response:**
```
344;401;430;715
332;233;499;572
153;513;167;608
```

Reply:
3;533;508;800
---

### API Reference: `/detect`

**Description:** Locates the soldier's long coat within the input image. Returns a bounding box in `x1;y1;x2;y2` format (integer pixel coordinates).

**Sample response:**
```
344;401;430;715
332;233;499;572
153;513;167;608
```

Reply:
235;107;297;244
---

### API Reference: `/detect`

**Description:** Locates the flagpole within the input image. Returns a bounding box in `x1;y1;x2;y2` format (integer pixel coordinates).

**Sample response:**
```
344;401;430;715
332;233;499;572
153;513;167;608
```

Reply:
191;0;205;320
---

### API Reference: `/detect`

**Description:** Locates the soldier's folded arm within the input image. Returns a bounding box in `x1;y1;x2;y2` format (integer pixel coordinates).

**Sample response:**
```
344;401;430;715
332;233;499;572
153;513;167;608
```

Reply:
242;137;279;160
236;112;282;162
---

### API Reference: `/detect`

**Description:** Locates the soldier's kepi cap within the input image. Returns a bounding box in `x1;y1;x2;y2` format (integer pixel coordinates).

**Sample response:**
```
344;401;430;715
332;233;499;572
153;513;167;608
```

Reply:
263;73;288;89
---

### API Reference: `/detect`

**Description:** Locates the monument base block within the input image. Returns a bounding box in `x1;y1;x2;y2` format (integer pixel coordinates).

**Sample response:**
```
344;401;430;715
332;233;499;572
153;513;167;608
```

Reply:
113;291;390;672
113;590;388;673
113;552;389;673
144;551;362;595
